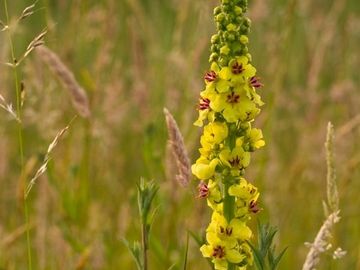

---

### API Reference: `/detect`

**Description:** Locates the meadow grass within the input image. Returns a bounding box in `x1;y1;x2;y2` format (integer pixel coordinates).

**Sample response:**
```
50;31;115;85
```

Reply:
0;0;359;269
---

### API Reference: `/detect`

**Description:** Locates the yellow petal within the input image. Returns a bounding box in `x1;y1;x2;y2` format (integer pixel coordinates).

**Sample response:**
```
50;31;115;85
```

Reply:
200;244;212;258
226;249;245;263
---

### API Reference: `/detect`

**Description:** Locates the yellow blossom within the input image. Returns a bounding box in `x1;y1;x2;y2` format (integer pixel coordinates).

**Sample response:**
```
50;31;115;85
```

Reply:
219;56;256;84
200;233;245;270
202;121;229;145
192;157;219;180
219;146;251;175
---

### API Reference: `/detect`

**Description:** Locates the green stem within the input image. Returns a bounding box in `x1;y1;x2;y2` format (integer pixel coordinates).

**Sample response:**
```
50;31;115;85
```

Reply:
223;180;235;270
3;1;32;269
141;223;148;270
223;181;234;222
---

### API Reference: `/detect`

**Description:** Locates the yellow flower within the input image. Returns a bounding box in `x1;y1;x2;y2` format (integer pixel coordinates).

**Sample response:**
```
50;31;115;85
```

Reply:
229;178;260;218
202;121;229;145
194;96;216;127
219;56;256;84
192;157;219;180
247;128;265;150
194;108;215;127
204;62;231;93
208;212;252;242
198;180;223;212
209;88;260;123
236;75;264;109
229;179;258;200
238;243;254;266
200;233;245;270
219;146;251;175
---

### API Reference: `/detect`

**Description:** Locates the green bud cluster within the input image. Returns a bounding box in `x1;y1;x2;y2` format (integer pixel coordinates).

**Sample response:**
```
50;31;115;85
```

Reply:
210;0;251;66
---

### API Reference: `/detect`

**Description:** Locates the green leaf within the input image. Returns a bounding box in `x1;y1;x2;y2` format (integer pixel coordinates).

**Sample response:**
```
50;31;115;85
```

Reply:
122;239;142;270
182;233;189;270
247;240;264;270
271;247;288;270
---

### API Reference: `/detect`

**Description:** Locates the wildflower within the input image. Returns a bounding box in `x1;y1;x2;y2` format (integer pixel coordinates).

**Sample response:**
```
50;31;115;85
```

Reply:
200;234;245;270
208;212;252;242
191;157;219;180
194;97;215;127
219;56;256;84
202;121;229;145
209;88;260;123
219;146;251;175
204;62;231;93
246;128;265;150
192;0;265;268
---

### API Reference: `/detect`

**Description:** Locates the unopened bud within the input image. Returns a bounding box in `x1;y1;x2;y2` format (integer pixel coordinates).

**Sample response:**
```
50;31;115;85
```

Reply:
211;34;219;44
213;6;222;15
226;23;237;32
220;45;230;55
240;35;249;44
234;6;243;15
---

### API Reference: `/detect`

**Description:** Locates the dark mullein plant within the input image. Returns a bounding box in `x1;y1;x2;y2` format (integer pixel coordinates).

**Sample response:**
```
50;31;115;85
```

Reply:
191;0;266;269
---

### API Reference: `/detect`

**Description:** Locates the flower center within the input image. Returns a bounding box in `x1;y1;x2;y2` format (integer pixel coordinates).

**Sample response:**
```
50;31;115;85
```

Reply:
198;181;209;198
199;97;210;110
212;245;226;259
227;92;240;104
229;156;241;167
249;200;260;213
249;76;263;88
204;70;217;82
219;226;233;236
232;62;244;74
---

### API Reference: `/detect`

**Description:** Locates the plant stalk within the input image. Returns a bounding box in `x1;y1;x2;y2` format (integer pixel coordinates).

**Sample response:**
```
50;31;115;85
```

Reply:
3;1;32;269
223;180;235;270
141;223;148;270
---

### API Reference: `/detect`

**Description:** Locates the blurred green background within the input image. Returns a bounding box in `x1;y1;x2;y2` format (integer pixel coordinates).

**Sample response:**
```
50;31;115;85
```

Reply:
0;0;359;269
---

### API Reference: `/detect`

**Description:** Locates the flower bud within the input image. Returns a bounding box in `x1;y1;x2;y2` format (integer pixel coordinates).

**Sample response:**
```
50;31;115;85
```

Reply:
244;18;251;27
220;45;230;55
227;33;235;41
211;34;219;44
226;23;237;32
209;53;219;62
211;44;218;52
216;13;225;23
213;6;222;15
219;57;228;66
240;35;249;44
246;53;252;61
234;6;243;15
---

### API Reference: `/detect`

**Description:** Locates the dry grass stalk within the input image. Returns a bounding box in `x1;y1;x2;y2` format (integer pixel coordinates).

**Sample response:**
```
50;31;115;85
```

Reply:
4;29;47;67
325;122;339;213
25;118;75;198
0;93;21;122
17;1;38;21
164;108;191;187
337;114;360;138
35;46;91;118
302;211;340;270
302;122;345;269
1;222;35;247
0;20;8;31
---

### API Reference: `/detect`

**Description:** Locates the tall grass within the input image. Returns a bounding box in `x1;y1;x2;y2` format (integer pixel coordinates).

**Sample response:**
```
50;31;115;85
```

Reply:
0;0;359;269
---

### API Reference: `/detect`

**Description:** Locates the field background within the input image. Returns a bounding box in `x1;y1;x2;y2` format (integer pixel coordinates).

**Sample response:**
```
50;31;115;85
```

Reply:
0;0;359;269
